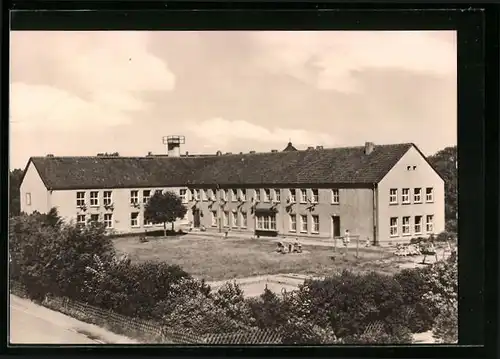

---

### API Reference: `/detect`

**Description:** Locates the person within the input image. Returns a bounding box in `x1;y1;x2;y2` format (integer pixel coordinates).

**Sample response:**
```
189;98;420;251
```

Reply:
342;229;350;256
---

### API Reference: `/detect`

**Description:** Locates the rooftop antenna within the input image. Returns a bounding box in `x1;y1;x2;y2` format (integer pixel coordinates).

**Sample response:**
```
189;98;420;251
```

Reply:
162;135;185;157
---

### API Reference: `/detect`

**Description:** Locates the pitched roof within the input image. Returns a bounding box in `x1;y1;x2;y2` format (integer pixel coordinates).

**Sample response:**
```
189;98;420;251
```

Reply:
282;142;298;152
27;143;415;190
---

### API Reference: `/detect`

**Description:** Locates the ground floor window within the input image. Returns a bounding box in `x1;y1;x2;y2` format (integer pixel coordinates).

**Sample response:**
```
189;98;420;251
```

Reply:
240;212;247;228
144;216;153;227
131;213;139;227
312;215;319;233
289;214;297;232
390;217;398;237
90;214;100;222
256;214;277;230
231;211;238;228
211;211;218;226
426;215;434;233
103;214;113;228
77;214;86;225
300;215;308;233
223;211;229;227
402;216;410;235
414;216;422;234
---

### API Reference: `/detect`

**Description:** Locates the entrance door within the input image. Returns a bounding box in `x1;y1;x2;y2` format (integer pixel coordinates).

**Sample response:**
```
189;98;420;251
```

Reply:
331;216;341;238
193;209;201;228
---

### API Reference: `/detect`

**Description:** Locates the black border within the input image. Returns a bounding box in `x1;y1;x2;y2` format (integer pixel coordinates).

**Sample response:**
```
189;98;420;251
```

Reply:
3;2;498;358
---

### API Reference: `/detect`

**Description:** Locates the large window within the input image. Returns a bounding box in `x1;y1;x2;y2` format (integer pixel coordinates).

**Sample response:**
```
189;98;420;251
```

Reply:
256;215;277;230
90;191;99;207
331;189;339;204
130;190;139;205
402;216;410;235
389;189;398;204
103;214;113;228
311;189;319;203
104;191;113;206
414;216;422;234
142;190;150;204
240;212;247;228
390;217;398;237
300;189;307;203
300;215;308;233
264;189;271;202
289;214;297;232
312;215;319;233
76;192;86;207
131;213;139;227
426;215;434;233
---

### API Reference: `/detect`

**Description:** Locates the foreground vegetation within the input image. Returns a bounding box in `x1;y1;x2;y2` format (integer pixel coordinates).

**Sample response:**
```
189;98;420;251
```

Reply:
10;211;458;344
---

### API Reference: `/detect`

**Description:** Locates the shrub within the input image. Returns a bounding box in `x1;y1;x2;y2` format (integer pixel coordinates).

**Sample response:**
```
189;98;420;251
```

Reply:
435;231;457;243
212;282;255;327
342;324;413;344
247;288;289;330
432;301;458;343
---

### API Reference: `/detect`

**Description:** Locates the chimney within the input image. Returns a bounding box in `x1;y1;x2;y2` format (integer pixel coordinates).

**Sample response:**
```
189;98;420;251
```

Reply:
162;135;185;157
46;154;54;157
271;149;278;153
307;146;314;150
316;146;324;150
249;150;256;154
185;151;189;156
216;150;222;156
364;142;375;155
147;151;153;156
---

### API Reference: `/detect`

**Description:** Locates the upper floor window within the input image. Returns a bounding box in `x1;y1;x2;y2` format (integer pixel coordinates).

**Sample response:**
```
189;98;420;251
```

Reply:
230;189;237;202
25;193;32;206
389;189;398;204
179;189;187;203
331;189;340;204
264;189;271;202
76;191;86;207
289;189;296;203
311;189;319;203
201;189;207;201
299;189;307;203
90;191;99;207
426;188;434;203
210;189;217;201
239;189;247;201
192;189;199;201
222;190;229;202
104;191;112;206
255;189;261;202
413;188;422;203
402;188;410;204
130;190;139;205
273;189;281;203
155;189;163;196
142;190;150;204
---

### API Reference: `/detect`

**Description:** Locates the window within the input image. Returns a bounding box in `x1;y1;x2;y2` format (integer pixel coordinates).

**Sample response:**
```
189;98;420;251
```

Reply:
390;217;398;237
193;189;199;201
312;215;319;233
232;211;238;228
290;189;296;203
389;189;398;204
210;189;217;201
130;212;139;227
201;189;207;201
331;189;339;204
402;188;410;204
211;211;218;226
142;190;150;204
222;190;228;202
300;215;308;232
240;212;247;228
290;214;297;232
240;189;247;201
264;189;271;202
104;191;112;206
76;191;86;206
90;214;99;222
130;190;139;205
155;189;163;196
300;189;307;203
402;216;410;235
180;189;188;203
230;189;237;202
103;214;113;228
256;215;277;230
414;188;422;203
255;189;261;202
426;215;434;233
223;211;229;227
90;191;99;207
426;188;434;202
274;189;281;202
144;216;153;227
311;189;319;203
25;193;31;205
414;216;422;234
77;215;86;225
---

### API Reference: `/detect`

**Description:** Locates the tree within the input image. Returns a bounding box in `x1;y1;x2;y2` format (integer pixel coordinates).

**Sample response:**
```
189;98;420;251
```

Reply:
9;169;23;217
144;191;188;236
427;146;457;226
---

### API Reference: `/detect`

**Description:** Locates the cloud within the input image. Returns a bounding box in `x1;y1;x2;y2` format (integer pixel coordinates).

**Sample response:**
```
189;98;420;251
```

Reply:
184;117;336;148
10;83;136;131
250;31;456;92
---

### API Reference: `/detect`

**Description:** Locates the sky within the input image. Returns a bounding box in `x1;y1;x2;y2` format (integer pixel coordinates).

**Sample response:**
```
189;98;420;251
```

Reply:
9;31;457;170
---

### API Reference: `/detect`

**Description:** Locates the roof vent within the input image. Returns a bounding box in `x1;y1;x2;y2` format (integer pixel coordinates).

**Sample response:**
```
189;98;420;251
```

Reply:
316;146;324;150
46;154;54;157
249;150;256;154
216;150;222;156
147;151;153;156
364;142;375;155
271;149;278;153
307;146;314;150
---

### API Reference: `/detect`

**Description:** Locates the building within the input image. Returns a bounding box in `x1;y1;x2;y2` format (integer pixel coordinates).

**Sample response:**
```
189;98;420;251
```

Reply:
19;137;445;245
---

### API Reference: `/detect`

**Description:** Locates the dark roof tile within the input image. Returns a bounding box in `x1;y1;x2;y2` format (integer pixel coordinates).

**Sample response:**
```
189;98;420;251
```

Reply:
28;143;414;190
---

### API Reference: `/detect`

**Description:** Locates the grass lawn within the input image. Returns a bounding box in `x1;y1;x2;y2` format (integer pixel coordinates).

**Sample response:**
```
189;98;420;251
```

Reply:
113;235;407;282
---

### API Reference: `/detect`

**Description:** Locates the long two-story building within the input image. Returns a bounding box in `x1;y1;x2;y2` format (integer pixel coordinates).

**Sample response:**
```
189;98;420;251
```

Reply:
19;138;445;245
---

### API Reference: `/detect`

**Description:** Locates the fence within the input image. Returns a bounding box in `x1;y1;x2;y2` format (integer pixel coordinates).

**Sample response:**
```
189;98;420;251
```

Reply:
9;281;281;344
